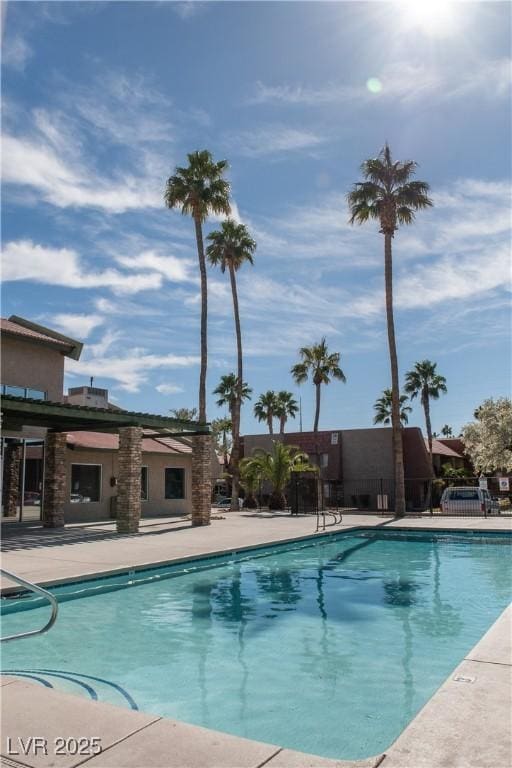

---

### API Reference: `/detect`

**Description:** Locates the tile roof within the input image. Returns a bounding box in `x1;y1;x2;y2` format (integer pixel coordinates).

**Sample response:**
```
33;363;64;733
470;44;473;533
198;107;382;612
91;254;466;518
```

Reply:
428;438;463;458
66;431;192;454
1;318;72;348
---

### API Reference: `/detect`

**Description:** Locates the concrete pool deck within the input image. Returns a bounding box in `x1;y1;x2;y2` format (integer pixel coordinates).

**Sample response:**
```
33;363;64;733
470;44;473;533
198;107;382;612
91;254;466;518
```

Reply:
1;512;511;767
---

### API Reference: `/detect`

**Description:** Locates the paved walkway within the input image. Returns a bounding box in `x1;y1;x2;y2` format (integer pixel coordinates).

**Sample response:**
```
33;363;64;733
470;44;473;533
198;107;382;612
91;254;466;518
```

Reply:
2;511;511;591
1;512;511;767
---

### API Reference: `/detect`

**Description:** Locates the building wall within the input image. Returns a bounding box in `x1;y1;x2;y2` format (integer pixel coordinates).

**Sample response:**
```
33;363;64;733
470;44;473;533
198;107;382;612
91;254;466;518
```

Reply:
340;428;394;480
64;448;193;522
1;335;65;402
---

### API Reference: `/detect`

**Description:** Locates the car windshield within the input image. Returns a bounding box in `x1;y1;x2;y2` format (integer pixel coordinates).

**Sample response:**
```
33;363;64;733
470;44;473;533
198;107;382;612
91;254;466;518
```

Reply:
449;490;479;500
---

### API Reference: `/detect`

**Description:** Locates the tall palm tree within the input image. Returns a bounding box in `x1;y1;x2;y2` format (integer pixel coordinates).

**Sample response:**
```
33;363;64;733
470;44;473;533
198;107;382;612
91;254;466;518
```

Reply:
254;391;278;435
206;220;256;512
213;374;252;510
242;442;315;510
405;360;447;461
347;144;432;515
373;389;412;427
441;424;453;437
165;150;231;423
291;338;346;433
274;391;299;435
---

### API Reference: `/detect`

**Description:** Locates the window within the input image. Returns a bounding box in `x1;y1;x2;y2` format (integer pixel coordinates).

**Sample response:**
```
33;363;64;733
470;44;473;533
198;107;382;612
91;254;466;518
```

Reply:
165;468;185;499
71;464;101;503
449;490;479;501
2;384;46;400
320;453;329;468
331;432;339;445
141;466;148;501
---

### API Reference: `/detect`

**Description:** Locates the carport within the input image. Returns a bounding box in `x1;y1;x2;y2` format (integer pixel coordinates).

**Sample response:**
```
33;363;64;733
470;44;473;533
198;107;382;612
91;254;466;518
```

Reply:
1;395;211;533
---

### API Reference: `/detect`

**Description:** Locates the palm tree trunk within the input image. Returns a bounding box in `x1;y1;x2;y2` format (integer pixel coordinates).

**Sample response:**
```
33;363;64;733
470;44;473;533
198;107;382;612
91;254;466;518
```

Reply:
194;215;208;423
423;391;433;465
384;232;406;516
228;263;242;512
279;416;286;435
313;382;321;433
268;414;273;435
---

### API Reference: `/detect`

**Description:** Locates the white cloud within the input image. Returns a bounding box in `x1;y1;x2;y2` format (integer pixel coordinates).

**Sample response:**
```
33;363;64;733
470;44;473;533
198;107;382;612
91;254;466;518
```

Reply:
2;34;33;71
116;251;196;283
67;339;199;392
2;135;162;212
227;126;326;157
50;313;104;339
247;58;512;107
171;2;206;20
2;240;163;295
156;383;185;395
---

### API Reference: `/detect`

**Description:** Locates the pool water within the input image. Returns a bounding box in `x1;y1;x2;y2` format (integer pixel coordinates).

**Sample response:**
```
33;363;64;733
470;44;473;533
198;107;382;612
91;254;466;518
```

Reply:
2;529;511;759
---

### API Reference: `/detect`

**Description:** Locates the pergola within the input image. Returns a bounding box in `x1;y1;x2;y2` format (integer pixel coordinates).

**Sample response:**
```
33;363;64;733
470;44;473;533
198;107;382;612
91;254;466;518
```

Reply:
1;395;212;533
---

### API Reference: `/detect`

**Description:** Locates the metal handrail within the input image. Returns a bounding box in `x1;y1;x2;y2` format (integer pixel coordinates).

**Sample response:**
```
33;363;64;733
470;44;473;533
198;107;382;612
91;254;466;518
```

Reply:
1;569;58;643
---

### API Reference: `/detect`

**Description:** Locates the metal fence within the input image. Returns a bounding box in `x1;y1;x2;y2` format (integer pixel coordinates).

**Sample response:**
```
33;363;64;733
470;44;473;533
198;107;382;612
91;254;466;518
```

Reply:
252;475;512;517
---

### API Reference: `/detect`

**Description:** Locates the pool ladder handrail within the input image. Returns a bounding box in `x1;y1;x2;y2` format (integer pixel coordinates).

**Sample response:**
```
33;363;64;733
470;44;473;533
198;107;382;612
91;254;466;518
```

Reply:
1;568;58;643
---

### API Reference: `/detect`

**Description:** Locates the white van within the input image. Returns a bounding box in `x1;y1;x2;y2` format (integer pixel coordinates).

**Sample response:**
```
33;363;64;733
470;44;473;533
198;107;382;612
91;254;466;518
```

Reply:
439;486;499;515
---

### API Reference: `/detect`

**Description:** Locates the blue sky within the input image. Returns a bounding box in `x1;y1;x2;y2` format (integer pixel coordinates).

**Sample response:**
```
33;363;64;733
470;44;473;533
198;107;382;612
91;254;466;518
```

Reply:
2;1;511;436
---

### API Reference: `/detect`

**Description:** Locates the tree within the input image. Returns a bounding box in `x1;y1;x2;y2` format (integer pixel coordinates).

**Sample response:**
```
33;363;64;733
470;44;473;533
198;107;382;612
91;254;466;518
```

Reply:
254;391;278;435
348;145;432;515
165;150;231;422
405;360;447;461
461;397;512;474
207;220;256;511
291;338;346;432
441;424;453;437
211;417;232;469
240;457;260;509
213;375;252;506
170;407;198;421
373;389;412;426
275;391;299;435
242;442;316;510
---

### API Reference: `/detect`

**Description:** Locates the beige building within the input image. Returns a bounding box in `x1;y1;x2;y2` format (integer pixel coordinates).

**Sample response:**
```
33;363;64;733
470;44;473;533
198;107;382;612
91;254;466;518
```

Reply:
1;316;215;529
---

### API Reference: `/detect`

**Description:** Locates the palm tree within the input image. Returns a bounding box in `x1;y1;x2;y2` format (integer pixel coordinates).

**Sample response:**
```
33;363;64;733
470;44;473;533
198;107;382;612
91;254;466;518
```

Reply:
347;145;433;515
373;389;412;427
211;417;232;469
242;442;316;510
441;424;453;437
213;374;252;510
254;391;278;435
207;220;256;513
291;338;346;433
405;360;447;461
170;407;198;421
165;150;231;423
239;457;260;509
275;391;299;435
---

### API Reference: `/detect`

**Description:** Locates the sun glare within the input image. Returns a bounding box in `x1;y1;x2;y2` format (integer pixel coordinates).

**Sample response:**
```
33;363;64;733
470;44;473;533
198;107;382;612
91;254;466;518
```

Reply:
398;0;458;37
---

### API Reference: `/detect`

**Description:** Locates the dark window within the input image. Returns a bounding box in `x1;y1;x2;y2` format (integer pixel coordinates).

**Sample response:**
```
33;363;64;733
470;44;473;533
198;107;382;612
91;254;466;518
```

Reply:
165;468;185;499
71;465;101;503
450;490;479;501
141;466;148;501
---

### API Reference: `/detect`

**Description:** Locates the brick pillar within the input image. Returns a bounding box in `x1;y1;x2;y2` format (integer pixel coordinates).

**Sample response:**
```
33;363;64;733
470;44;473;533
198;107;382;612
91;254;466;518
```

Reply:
43;432;67;528
117;426;142;534
192;434;212;527
2;442;22;517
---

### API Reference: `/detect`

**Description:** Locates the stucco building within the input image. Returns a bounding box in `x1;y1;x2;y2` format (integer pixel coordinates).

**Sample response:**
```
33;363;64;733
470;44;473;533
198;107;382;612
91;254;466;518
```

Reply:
1;316;214;530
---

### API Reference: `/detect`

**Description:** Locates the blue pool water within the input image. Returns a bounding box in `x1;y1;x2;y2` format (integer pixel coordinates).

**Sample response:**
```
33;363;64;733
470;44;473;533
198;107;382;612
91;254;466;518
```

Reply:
2;529;511;759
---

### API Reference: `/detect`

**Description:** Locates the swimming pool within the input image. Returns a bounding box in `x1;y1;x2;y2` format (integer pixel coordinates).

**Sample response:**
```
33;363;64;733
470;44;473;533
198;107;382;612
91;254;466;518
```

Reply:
2;528;511;759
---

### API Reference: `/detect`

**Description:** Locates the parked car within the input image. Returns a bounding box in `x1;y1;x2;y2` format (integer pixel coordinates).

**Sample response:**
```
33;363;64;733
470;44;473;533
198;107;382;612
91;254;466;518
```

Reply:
440;486;500;515
23;491;41;506
214;497;243;509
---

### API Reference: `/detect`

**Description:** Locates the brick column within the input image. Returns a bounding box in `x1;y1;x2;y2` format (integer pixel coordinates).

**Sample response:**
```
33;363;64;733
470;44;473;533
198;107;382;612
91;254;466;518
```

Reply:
2;442;22;517
117;426;142;534
43;432;67;528
192;434;212;526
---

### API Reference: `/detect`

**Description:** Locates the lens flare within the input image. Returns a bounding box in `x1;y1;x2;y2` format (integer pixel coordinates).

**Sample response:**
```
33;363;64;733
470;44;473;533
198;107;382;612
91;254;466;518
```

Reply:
366;77;383;94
